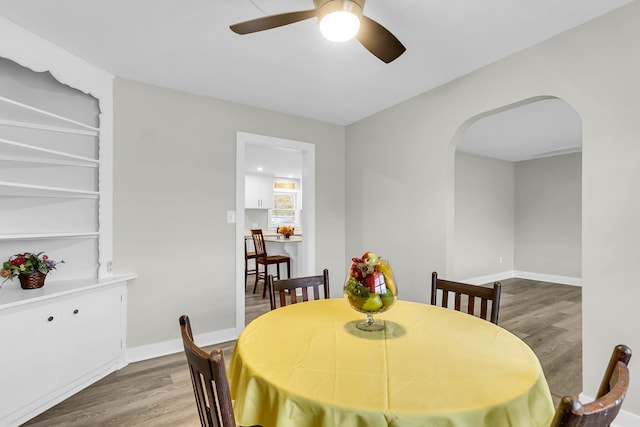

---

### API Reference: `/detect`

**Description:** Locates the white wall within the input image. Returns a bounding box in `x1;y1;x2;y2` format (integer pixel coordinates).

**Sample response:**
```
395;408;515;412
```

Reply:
515;153;582;278
346;2;640;415
454;152;581;282
454;152;515;280
112;78;346;349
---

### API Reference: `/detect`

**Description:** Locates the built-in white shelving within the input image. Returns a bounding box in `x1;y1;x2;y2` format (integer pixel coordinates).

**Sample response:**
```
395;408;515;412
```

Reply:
0;95;99;133
0;181;99;199
0;118;99;136
0;181;99;198
0;24;134;427
0;58;101;282
0;232;99;241
0;137;98;166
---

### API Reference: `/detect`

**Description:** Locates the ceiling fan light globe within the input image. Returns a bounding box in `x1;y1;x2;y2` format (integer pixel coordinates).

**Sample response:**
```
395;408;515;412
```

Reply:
319;11;360;42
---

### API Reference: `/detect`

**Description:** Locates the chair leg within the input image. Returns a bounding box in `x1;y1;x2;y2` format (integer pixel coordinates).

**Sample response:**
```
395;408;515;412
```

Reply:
265;263;281;298
285;259;290;279
253;263;261;294
263;263;273;298
244;258;248;289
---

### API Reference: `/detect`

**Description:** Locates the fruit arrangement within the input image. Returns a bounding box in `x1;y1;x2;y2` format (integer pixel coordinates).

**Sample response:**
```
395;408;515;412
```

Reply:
344;252;397;314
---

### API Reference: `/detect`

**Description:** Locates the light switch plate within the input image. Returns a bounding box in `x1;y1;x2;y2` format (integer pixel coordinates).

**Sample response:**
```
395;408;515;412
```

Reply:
227;210;236;223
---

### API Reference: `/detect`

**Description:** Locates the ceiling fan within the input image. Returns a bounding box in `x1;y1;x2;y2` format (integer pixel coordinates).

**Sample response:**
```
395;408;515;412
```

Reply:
230;0;406;63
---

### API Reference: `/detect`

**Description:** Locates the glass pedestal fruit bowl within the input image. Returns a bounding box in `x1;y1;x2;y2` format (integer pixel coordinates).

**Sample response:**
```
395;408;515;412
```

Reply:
344;252;397;331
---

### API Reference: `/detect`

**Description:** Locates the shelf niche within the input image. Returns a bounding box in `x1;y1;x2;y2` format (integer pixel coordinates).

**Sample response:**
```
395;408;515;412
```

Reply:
0;55;100;283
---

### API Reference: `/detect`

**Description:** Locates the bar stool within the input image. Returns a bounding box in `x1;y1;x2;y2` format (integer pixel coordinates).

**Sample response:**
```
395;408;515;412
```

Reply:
244;236;257;288
251;229;291;298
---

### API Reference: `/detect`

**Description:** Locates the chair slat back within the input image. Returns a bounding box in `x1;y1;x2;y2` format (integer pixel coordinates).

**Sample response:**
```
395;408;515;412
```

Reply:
179;315;236;427
551;344;631;427
244;236;256;259
431;272;501;324
251;228;267;261
268;269;330;310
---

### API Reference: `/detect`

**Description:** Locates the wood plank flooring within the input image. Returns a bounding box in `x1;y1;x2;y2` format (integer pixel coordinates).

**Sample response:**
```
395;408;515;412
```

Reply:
23;277;581;426
498;278;582;404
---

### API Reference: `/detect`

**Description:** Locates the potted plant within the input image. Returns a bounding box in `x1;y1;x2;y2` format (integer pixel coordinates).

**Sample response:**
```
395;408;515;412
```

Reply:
277;225;295;239
2;252;64;289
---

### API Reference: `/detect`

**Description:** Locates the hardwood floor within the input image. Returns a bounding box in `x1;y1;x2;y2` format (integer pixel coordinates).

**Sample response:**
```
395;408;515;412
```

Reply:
23;277;580;426
498;278;582;404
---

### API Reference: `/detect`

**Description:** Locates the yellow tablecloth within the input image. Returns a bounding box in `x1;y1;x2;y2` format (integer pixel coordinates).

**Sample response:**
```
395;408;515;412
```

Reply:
229;299;554;427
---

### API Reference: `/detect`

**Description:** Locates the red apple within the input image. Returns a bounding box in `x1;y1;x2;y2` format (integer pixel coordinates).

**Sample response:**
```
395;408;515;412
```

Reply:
361;252;380;266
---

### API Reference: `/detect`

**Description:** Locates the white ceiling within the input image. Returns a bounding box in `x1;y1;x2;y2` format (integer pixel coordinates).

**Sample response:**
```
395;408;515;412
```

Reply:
0;0;630;160
245;143;303;178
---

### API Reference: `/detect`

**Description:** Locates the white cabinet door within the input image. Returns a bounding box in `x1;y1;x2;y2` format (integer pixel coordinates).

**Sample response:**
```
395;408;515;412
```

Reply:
245;173;260;208
245;174;273;209
62;287;123;382
0;302;63;422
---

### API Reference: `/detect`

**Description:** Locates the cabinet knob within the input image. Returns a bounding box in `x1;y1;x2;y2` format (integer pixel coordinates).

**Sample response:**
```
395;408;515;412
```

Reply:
47;316;54;322
73;309;79;315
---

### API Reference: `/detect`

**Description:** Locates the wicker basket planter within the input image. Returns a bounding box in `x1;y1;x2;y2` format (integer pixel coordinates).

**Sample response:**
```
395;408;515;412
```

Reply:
18;272;46;289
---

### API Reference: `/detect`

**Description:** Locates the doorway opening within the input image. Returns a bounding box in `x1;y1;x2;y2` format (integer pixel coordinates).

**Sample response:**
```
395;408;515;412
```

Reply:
235;132;316;331
447;96;582;284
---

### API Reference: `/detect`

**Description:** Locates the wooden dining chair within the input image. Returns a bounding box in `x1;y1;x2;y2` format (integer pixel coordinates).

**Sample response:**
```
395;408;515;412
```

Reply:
251;228;291;298
244;236;257;287
179;315;236;427
550;344;632;427
430;271;502;324
267;269;330;310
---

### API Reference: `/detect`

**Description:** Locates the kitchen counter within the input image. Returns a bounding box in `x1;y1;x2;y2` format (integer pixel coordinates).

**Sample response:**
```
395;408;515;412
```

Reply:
245;232;302;242
264;235;302;243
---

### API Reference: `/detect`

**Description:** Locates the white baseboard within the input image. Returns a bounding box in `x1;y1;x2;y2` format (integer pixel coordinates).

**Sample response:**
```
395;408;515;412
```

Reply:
462;270;582;287
580;394;640;426
612;408;640;426
460;271;515;285
126;327;240;363
513;270;582;286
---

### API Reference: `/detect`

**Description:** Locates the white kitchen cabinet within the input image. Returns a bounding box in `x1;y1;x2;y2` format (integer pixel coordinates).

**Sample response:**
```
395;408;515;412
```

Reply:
0;279;130;427
245;173;274;209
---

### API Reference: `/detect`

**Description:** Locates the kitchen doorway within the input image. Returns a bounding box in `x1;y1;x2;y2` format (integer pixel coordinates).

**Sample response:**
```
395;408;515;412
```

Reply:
235;132;315;331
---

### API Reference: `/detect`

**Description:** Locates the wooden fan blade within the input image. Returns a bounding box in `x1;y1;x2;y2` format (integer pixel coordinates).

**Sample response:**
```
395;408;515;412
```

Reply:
230;9;317;35
356;16;406;63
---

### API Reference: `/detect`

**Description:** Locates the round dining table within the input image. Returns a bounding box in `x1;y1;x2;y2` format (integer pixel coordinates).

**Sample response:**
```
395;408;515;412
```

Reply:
229;299;555;427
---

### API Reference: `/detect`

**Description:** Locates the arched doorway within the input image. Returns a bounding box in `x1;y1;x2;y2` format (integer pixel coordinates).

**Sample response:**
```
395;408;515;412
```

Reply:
447;96;582;284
